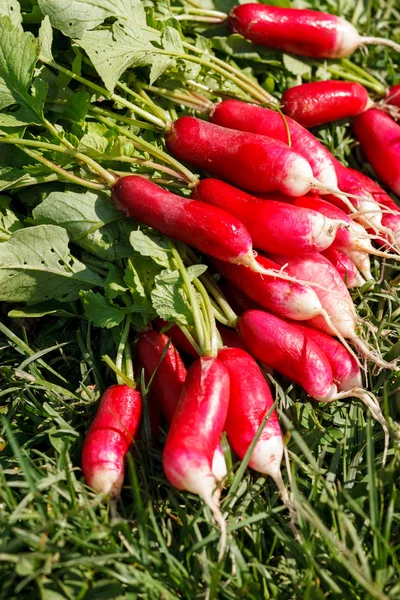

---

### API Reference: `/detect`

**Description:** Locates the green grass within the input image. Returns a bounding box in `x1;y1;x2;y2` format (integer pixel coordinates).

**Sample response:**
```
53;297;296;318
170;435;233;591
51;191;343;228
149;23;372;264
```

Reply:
1;0;400;598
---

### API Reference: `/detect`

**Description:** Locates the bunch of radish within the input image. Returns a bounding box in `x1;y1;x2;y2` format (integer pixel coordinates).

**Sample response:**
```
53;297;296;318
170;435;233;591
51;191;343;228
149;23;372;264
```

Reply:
75;2;400;556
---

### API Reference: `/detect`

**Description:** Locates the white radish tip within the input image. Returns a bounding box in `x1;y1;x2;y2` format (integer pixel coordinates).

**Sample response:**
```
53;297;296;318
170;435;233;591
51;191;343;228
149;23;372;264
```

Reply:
248;436;285;495
314;383;339;403
211;446;228;483
89;466;124;499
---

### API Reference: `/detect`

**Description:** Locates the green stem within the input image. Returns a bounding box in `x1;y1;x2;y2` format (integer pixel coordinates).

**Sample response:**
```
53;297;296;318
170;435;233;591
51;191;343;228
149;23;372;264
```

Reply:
0;137;115;186
105;156;188;182
172;7;227;19
142;84;212;111
102;354;135;388
117;80;170;123
94;113;198;185
179;325;201;356
88;106;156;130
18;146;107;190
43;117;75;150
116;315;132;382
341;58;386;89
327;66;385;95
124;341;134;382
170;245;206;355
174;15;225;23
135;83;171;123
40;57;168;129
193;278;219;357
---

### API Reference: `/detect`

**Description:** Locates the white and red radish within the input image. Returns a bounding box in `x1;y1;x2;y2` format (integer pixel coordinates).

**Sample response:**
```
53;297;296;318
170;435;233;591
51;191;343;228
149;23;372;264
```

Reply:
386;84;400;109
213;255;324;322
154;318;200;359
165;116;332;196
281;81;372;128
218;347;286;498
210;99;340;192
268;252;395;368
163;356;230;559
321;247;365;289
112;175;310;283
137;331;227;482
353;110;400;197
82;384;142;499
226;4;400;59
192;179;343;255
237;310;338;401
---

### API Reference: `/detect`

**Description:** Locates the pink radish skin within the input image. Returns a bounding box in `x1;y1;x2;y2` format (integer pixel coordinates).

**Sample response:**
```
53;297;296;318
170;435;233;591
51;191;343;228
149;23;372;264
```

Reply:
210;99;339;191
217;347;286;498
353;110;400;198
269;252;394;367
238;310;338;401
137;331;227;482
192;178;343;255
321;247;365;288
226;4;400;59
213;255;324;321
154;318;199;359
218;324;245;350
163;357;230;558
82;385;142;499
281;81;372;128
165;116;322;196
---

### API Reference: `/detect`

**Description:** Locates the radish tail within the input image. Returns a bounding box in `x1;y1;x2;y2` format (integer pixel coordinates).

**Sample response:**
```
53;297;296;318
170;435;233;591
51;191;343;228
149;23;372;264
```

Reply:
238;254;306;286
361;36;400;53
352;337;398;371
198;477;227;561
319;308;361;368
355;391;389;466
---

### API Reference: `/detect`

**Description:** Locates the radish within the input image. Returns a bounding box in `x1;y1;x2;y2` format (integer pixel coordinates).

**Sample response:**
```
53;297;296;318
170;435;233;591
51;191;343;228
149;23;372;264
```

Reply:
321;247;365;288
137;331;227;482
281;81;372;128
268;252;395;367
210;100;340;191
192;179;343;255
226;4;400;59
292;321;389;461
213;255;326;322
82;384;142;499
386;84;400;109
163;356;230;559
218;324;244;350
154;318;199;359
112;175;308;283
353;110;400;197
345;168;400;246
165;116;336;196
217;347;286;498
237;310;339;401
219;279;261;314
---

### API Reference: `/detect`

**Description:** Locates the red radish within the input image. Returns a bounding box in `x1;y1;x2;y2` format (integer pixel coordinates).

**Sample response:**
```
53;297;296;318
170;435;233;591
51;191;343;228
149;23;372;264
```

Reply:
163;356;230;558
213;255;326;322
285;194;375;279
238;310;338;401
192;178;343;255
218;324;244;350
219;280;261;314
210;99;339;191
226;4;400;59
281;81;372;128
292;321;389;460
136;331;227;482
353;111;400;196
165;116;332;196
386;84;400;109
269;252;394;367
217;347;286;497
345;167;400;247
154;318;199;359
321;247;365;288
82;384;142;499
113;175;306;283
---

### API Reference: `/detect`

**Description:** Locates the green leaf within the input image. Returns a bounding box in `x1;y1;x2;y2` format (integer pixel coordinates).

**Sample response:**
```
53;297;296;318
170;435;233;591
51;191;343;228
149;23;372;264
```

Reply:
0;16;45;123
0;0;21;29
211;34;282;65
77;22;161;92
38;15;54;63
151;268;192;327
129;229;170;268
38;0;148;39
31;188;132;261
78;129;109;158
0;224;103;302
8;300;78;319
62;91;90;124
124;257;157;320
105;265;128;301
0;195;23;238
0;167;32;191
80;290;125;328
283;54;312;78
